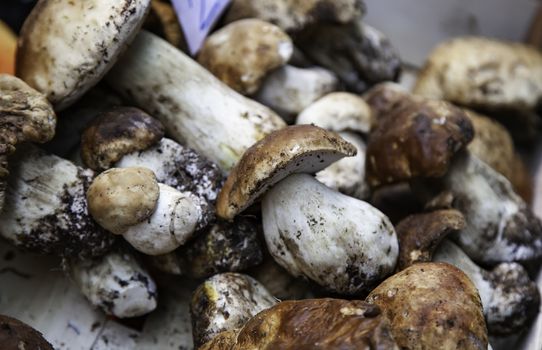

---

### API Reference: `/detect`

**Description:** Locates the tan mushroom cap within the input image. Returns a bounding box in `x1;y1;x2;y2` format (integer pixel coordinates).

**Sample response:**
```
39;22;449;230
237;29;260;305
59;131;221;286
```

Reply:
87;167;160;234
0;74;56;211
365;88;474;187
396;209;466;270
81;106;164;171
16;0;151;110
0;314;54;350
201;299;399;350
366;262;488;350
198;19;293;95
216;125;357;220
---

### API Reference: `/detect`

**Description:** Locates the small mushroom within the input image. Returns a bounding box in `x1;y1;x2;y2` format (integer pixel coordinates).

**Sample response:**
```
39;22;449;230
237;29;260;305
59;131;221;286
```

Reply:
413;37;542;142
198;19;293;95
363;81;409;120
200;299;399;350
217;125;398;294
366;262;488;350
0;315;53;350
0;144;115;260
87;167;202;255
434;240;541;336
364;84;474;187
0;74;56;212
69;250;158;318
396;209;466;270
254;65;339;122
16;0;151;110
418;151;542;265
296;21;401;93
296;92;374;199
224;0;365;33
106;30;285;171
190;272;277;348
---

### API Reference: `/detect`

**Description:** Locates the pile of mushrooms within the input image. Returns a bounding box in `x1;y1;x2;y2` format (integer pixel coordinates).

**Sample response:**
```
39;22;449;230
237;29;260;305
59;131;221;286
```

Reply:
0;0;541;349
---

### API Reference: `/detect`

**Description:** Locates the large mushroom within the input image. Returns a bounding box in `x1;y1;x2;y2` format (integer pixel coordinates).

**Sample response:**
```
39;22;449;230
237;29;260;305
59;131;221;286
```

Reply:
217;125;398;295
0;74;56;212
106;30;286;171
200;299;399;350
366;262;488;350
16;0;151;110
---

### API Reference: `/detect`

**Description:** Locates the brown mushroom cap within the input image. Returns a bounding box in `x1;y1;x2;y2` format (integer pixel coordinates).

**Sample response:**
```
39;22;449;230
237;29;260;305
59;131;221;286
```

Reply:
216;125;357;220
81;106;164;171
396;209;466;270
0;315;53;350
200;299;399;350
365;88;474;187
87;167;160;234
366;262;488;350
198;19;293;95
0;74;56;211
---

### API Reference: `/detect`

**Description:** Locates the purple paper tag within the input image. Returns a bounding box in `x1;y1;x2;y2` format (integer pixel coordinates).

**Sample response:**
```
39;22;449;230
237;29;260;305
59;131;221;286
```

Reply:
172;0;231;55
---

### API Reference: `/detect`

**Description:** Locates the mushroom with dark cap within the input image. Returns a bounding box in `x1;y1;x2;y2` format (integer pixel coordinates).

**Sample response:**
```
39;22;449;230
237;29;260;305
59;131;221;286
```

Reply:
198;19;293;95
366;262;488;350
413;37;542;142
0;315;53;350
200;299;399;350
190;272;277;348
217;125;399;295
364;83;474;188
296;21;401;93
0;74;56;212
223;0;365;33
16;0;151;110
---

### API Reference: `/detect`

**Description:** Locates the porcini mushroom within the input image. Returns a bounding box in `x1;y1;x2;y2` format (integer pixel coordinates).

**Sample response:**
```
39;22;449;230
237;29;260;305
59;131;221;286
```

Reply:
0;144;115;260
200;299;399;350
296;21;401;93
190;272;277;348
434;240;541;336
69;250;158;318
413;37;542;142
254;65;338;122
366;262;488;350
87;167;202;255
106;30;285;171
217;125;399;294
198;19;293;95
223;0;365;33
0;315;53;350
16;0;151;110
296;92;374;199
0;74;56;212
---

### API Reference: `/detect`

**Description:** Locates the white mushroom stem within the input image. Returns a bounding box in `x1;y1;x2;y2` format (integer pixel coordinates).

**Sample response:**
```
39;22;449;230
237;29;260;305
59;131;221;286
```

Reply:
315;131;369;200
434;240;540;335
432;152;542;265
0;145;113;260
122;184;202;255
262;173;398;294
106;30;285;171
69;251;158;318
254;65;338;122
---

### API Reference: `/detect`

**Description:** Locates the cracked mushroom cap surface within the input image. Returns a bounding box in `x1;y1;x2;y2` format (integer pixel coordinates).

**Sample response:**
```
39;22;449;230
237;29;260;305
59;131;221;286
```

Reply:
200;299;399;350
0;315;53;350
413;37;542;113
216;125;357;220
0;74;56;211
81;106;164;171
87;167;160;234
365;91;474;187
198;19;293;95
396;209;466;270
366;262;488;350
16;0;151;110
